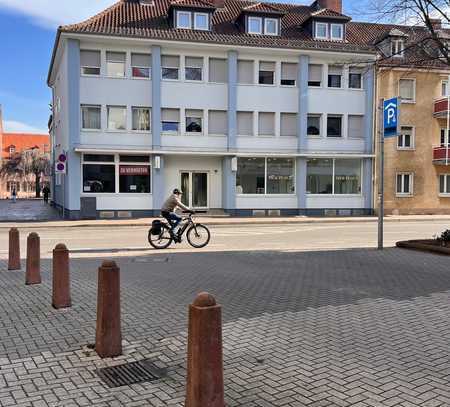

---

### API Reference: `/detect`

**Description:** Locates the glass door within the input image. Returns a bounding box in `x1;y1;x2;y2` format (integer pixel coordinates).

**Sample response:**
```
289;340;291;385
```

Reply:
180;171;208;209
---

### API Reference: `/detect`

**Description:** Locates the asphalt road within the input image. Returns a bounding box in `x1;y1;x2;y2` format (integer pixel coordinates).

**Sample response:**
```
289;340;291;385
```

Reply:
0;219;448;259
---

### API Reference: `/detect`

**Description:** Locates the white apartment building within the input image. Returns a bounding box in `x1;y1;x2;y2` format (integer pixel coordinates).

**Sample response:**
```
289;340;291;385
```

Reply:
48;0;376;219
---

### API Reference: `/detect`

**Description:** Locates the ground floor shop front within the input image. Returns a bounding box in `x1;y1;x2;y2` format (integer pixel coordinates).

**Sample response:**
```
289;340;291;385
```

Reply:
52;151;374;219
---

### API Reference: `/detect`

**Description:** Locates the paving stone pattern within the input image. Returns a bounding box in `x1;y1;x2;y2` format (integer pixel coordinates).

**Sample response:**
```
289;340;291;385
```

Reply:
0;200;60;222
1;249;450;406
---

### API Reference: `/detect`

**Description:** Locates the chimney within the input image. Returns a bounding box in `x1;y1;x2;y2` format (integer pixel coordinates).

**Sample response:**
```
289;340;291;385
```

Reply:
430;18;442;31
211;0;225;8
314;0;342;14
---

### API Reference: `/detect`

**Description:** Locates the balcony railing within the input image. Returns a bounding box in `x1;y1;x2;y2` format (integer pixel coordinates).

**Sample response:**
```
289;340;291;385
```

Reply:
433;146;450;164
434;97;450;118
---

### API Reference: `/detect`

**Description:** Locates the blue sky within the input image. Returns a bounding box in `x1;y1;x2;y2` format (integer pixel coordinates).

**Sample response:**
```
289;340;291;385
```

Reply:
0;0;367;134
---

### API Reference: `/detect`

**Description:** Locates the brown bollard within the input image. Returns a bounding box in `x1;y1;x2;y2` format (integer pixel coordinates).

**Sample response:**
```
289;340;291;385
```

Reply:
8;228;20;270
52;244;71;309
95;260;122;358
186;292;224;407
26;232;41;285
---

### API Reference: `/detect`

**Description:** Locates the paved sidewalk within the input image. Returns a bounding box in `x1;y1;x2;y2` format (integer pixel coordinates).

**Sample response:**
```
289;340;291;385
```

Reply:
0;200;60;222
1;249;450;406
2;214;450;230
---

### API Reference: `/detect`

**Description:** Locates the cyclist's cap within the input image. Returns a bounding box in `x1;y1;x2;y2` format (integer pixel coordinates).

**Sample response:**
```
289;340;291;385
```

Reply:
173;188;182;195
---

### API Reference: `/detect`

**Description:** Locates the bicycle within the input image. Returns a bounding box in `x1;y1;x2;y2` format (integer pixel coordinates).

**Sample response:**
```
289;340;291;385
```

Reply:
148;211;211;249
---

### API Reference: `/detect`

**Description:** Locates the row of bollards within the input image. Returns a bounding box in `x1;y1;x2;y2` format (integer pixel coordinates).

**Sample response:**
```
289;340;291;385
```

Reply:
8;229;224;406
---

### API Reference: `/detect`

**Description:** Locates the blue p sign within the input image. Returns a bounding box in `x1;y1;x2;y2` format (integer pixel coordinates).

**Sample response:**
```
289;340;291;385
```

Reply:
384;97;399;138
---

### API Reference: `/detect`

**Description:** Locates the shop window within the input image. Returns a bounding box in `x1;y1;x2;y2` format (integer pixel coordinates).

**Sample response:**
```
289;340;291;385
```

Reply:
119;164;151;193
236;157;266;194
83;164;116;193
334;159;361;194
307;158;333;194
266;158;295;194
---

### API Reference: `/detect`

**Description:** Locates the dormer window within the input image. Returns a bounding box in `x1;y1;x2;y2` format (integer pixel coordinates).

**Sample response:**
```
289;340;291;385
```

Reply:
177;11;191;29
315;22;328;39
265;18;278;36
330;24;343;41
248;17;263;34
391;39;405;57
194;13;209;30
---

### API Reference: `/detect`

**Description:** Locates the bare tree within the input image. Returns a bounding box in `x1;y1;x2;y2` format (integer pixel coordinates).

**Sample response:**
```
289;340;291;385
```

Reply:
22;149;51;198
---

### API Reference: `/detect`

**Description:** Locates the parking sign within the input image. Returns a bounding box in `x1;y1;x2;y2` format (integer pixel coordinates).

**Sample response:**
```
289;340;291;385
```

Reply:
383;97;399;138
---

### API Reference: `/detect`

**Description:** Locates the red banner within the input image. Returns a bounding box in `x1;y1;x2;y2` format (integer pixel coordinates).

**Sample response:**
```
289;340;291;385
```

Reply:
119;165;149;176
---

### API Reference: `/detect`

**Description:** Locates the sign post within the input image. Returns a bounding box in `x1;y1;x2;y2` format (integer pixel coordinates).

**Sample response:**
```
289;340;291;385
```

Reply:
55;153;67;219
379;97;400;250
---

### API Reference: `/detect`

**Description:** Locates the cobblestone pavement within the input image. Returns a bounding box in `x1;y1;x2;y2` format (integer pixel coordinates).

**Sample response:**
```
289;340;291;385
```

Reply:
1;248;450;406
0;200;60;222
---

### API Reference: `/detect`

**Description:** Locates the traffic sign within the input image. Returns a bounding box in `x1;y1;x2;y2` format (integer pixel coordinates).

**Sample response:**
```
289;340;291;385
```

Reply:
55;161;66;174
58;153;67;163
383;97;399;138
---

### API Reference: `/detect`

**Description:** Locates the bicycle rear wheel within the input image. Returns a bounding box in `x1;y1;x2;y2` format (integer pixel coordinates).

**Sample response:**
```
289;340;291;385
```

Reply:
187;224;210;248
148;224;173;249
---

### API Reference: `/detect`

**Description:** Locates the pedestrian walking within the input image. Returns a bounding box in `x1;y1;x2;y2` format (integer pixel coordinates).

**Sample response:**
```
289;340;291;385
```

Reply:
42;184;50;204
11;187;17;203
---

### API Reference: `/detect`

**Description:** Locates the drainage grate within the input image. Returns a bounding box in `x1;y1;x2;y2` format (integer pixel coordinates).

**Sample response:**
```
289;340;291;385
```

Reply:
97;359;166;388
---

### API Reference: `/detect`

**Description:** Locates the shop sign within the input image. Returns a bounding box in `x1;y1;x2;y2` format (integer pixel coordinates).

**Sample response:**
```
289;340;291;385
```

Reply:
119;165;149;176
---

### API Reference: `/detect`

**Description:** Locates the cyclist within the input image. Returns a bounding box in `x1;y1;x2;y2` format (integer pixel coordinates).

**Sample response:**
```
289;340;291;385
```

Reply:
161;188;193;235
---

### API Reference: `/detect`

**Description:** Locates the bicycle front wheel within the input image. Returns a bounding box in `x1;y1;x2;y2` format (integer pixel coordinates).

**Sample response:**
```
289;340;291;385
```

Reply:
148;224;173;249
187;224;211;248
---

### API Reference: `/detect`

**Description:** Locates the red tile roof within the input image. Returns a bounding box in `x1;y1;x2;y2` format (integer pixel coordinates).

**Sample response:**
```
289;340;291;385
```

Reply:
1;133;50;160
52;0;450;72
242;2;285;15
310;8;350;20
170;0;216;9
59;0;374;54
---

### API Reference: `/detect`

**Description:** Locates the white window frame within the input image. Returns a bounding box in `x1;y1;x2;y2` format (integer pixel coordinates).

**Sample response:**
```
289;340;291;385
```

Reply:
399;78;416;103
131;107;151;132
397;126;415;150
392;39;405;57
161;56;180;81
185;57;204;82
307;114;322;138
315;22;328;40
442;80;448;97
177;11;192;29
80;50;101;76
194;12;209;30
107;105;127;132
81;105;102;131
396;172;414;197
439;174;450;196
248;16;263;34
131;54;151;79
441;128;450;146
264;18;278;36
185;111;203;135
330;24;344;41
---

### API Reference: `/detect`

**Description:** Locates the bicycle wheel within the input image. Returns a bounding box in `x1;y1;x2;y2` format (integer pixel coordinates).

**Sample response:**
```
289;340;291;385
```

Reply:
187;224;211;248
148;224;173;249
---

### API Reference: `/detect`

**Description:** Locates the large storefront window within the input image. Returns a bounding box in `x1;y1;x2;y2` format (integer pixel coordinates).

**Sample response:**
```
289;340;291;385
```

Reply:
119;165;151;193
307;159;333;194
83;164;115;193
334;159;361;194
267;158;295;194
307;158;361;195
236;158;265;194
236;157;295;195
82;154;152;194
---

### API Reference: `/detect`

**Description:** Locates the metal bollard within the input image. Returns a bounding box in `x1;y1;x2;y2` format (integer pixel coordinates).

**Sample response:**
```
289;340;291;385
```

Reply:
26;232;41;285
185;292;224;407
52;244;71;309
95;260;122;358
8;228;20;270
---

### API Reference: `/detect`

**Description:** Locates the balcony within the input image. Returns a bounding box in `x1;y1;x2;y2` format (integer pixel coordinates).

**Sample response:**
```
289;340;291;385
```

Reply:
433;146;450;164
434;97;450;118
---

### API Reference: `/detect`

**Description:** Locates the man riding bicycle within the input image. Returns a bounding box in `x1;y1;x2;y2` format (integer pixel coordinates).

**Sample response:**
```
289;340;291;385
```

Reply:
161;188;194;235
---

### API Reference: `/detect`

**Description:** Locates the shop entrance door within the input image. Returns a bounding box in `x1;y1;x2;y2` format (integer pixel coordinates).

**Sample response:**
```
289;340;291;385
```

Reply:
180;172;208;209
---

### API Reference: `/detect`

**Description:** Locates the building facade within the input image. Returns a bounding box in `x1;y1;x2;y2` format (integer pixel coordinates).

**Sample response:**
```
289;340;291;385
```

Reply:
0;113;50;199
48;0;376;219
373;23;450;214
